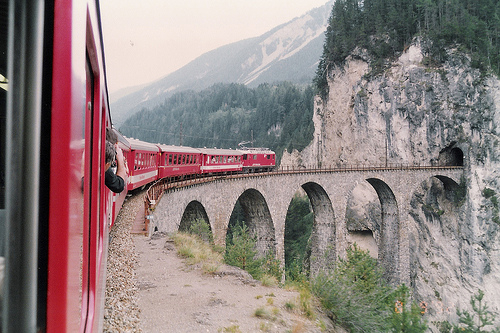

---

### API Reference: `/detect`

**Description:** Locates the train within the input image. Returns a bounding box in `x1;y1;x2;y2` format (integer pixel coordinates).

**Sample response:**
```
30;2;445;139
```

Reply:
124;137;276;192
0;0;275;331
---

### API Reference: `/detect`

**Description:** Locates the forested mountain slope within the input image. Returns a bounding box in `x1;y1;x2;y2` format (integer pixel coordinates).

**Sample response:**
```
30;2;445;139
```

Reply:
119;82;315;162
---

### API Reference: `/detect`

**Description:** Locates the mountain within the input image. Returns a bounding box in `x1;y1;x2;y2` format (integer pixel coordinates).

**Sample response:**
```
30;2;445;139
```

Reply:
110;1;333;127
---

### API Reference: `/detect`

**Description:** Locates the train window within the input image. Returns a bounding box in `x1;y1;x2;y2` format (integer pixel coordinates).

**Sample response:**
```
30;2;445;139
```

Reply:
181;155;185;165
253;155;257;160
168;154;172;165
223;156;227;163
267;155;270;159
243;154;247;160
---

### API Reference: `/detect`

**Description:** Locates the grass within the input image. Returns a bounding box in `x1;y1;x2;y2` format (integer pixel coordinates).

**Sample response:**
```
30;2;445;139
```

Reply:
219;325;241;333
172;232;223;274
285;301;295;311
260;274;278;287
254;307;270;319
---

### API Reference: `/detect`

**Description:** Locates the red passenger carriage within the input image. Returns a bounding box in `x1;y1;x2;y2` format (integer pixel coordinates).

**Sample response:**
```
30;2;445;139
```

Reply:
199;148;243;175
157;145;201;179
126;138;160;191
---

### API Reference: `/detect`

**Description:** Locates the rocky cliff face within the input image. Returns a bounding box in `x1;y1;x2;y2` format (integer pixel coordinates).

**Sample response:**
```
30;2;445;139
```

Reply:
282;41;500;327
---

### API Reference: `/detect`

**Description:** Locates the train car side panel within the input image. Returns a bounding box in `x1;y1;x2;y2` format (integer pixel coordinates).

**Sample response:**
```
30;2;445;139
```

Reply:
126;138;159;191
46;1;89;332
199;148;243;174
158;145;201;179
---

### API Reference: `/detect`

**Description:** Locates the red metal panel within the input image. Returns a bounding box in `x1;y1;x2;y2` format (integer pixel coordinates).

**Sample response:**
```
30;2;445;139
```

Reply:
47;1;83;332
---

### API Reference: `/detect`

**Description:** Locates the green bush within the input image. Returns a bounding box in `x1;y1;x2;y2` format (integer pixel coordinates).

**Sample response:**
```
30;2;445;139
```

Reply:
188;218;213;244
312;244;427;333
312;244;393;332
225;223;283;281
389;284;427;333
452;290;500;333
224;223;263;279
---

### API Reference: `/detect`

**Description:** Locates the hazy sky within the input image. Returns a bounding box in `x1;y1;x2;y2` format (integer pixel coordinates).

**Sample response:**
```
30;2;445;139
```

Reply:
100;0;330;95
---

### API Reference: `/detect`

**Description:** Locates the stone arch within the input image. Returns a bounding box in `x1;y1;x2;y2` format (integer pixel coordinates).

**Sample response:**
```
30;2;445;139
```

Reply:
236;189;276;257
366;178;399;284
407;174;464;308
301;182;336;275
179;200;210;233
433;175;462;201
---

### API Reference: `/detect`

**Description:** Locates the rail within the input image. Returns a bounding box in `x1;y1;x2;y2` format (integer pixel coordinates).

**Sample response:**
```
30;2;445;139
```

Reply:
142;163;463;233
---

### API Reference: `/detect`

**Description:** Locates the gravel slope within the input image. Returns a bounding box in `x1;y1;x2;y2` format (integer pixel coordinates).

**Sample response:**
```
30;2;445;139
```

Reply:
104;192;144;332
104;192;334;332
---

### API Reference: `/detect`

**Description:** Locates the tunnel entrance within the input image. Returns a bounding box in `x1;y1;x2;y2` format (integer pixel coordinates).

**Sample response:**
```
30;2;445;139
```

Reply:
438;144;464;166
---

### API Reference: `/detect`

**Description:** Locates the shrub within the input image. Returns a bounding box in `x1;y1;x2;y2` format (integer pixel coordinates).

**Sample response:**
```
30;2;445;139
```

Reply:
452;290;500;333
172;232;223;273
225;223;282;281
224;223;262;278
312;244;393;332
188;218;213;244
389;284;427;333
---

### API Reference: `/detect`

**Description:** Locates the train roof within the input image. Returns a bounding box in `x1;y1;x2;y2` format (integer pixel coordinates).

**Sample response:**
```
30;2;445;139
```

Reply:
197;148;243;156
126;137;160;152
238;147;275;154
157;144;201;154
113;128;131;149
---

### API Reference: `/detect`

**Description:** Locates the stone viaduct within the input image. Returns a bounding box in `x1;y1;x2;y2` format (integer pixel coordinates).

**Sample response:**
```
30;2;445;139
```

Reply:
151;167;463;285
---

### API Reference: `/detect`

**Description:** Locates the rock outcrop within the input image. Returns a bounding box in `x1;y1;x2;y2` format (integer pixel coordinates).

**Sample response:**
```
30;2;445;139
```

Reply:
282;40;500;327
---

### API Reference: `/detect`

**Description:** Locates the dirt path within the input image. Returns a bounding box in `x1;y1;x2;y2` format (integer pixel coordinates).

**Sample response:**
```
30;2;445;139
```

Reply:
134;232;332;333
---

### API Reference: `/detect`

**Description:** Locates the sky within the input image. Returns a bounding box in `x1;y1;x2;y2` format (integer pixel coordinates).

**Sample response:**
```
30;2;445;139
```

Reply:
100;0;330;95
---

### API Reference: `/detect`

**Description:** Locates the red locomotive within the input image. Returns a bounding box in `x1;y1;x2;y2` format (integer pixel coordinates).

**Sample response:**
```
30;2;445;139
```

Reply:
0;0;275;332
240;147;276;173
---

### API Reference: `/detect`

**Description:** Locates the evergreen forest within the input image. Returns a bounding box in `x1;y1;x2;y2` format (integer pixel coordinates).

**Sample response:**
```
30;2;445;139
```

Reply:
315;0;500;97
119;82;315;162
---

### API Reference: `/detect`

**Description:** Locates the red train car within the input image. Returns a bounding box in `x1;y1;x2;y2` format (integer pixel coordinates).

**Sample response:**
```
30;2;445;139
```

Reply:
239;148;276;172
0;0;117;331
199;148;243;175
157;145;201;179
126;138;160;191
